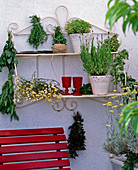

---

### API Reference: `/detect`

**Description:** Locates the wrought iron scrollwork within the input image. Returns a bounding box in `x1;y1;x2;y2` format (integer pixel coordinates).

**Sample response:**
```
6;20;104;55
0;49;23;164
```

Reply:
52;98;78;112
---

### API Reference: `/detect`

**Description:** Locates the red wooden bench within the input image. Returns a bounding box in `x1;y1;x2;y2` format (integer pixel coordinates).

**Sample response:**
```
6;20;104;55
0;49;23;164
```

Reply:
0;127;71;170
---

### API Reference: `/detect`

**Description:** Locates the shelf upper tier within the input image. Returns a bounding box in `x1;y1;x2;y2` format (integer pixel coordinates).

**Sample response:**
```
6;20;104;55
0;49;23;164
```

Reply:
16;52;118;57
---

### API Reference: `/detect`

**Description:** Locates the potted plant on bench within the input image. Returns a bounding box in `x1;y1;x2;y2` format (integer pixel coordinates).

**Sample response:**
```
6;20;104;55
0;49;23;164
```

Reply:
80;38;112;94
65;19;92;53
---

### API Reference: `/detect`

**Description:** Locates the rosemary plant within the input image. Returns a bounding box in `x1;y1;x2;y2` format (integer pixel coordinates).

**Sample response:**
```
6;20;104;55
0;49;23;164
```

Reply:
80;38;112;75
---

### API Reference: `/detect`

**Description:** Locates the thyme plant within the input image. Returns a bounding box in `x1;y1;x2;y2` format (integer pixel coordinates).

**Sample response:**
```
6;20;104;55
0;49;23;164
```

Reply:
65;19;92;34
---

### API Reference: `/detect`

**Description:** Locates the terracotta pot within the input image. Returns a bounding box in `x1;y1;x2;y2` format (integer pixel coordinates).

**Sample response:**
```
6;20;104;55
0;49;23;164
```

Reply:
53;44;67;53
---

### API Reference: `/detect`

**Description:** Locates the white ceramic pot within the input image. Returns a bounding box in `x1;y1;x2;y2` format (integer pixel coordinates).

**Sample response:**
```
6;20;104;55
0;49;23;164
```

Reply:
89;75;111;95
69;33;92;53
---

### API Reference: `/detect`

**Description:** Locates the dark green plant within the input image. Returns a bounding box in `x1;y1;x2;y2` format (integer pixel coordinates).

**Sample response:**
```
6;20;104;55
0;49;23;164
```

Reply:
0;70;19;120
65;19;92;34
28;15;48;49
52;26;67;45
122;152;138;170
73;83;92;95
104;34;120;52
105;0;138;35
80;83;92;94
80;39;112;75
67;112;86;159
0;32;18;72
0;32;19;120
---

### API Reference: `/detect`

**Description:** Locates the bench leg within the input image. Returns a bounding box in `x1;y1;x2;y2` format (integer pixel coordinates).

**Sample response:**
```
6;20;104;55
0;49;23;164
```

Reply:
0;145;3;165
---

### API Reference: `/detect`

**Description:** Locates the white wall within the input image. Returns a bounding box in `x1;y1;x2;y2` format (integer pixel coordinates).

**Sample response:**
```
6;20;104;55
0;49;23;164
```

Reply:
0;1;137;170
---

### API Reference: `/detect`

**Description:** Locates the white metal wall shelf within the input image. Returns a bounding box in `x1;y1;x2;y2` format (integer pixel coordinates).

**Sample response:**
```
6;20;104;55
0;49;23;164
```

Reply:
10;5;121;113
16;93;122;112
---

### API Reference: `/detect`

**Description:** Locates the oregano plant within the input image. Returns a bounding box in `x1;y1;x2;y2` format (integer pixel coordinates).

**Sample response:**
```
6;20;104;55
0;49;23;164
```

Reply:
0;32;19;120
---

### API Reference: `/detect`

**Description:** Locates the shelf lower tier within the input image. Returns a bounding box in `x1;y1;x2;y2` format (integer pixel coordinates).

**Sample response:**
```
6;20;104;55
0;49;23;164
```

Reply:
61;93;122;98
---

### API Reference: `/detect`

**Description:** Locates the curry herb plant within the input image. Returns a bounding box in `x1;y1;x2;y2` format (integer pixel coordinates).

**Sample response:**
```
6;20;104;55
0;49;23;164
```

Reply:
80;39;112;75
110;49;129;85
28;15;48;49
104;34;120;52
65;19;92;34
0;32;19;120
67;112;86;159
52;26;67;45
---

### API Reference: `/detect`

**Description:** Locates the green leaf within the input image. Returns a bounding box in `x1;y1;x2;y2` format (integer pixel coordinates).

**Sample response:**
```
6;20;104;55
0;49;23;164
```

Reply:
133;114;138;136
7;58;12;64
5;50;11;57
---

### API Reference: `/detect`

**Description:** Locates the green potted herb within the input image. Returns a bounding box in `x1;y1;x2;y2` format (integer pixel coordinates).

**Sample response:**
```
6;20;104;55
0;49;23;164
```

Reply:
65;19;92;53
104;34;120;52
80;38;112;94
52;26;67;53
28;15;48;50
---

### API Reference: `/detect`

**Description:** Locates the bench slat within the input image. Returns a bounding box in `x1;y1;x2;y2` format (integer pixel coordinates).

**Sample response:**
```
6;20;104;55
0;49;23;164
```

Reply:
0;151;69;163
0;134;66;145
0;127;64;137
48;169;71;170
0;160;70;170
0;143;67;154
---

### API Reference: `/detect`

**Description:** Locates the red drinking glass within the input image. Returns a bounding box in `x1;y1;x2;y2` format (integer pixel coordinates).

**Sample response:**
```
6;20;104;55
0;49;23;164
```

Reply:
73;77;83;96
62;77;71;95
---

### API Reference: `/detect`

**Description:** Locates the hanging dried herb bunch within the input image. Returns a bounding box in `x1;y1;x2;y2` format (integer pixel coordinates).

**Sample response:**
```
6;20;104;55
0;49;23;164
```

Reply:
28;15;48;49
0;32;19;120
67;111;86;159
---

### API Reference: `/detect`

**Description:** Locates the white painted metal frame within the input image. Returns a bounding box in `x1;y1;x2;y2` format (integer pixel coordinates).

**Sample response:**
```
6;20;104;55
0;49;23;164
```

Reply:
8;5;122;111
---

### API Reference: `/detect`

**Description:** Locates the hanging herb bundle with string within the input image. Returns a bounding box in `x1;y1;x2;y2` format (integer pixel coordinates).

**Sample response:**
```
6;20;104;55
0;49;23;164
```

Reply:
0;32;19;120
67;111;86;159
28;15;48;49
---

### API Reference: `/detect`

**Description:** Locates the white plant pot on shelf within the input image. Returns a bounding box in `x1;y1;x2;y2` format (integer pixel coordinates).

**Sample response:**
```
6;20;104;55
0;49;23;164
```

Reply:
89;75;111;95
69;33;92;53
